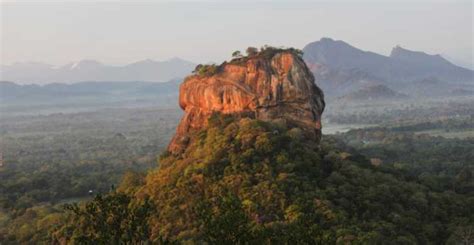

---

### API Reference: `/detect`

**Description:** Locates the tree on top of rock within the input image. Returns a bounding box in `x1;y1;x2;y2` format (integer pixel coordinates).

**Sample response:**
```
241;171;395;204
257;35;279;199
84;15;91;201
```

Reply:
246;47;258;56
232;50;243;58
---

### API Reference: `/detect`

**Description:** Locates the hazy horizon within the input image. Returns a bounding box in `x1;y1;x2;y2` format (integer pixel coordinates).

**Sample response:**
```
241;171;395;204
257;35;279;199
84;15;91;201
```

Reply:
1;2;474;243
1;1;473;68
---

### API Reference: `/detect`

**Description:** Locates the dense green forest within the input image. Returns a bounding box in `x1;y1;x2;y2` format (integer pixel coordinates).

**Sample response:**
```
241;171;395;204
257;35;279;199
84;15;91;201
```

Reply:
0;108;180;242
325;97;474;125
51;115;473;243
1;98;473;243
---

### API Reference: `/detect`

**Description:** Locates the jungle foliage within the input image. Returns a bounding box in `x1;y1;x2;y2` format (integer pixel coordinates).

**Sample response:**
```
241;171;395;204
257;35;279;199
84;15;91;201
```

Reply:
52;115;473;244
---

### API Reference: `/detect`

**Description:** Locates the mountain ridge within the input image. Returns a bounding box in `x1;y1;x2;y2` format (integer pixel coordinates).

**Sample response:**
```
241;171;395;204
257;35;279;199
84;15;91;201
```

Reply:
303;38;473;97
0;58;196;84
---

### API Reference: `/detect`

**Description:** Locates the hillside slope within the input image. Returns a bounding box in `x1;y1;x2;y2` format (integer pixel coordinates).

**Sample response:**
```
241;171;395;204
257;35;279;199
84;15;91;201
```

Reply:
54;115;473;243
303;38;474;97
51;48;473;244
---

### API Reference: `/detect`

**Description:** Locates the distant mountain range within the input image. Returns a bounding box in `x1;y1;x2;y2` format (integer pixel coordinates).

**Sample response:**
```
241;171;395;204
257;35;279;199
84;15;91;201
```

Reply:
303;38;474;97
0;58;196;84
0;80;181;114
0;79;181;99
1;38;473;101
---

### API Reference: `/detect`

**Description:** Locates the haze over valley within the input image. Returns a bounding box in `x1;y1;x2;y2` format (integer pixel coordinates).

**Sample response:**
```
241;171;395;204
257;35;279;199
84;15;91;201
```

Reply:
0;1;473;243
0;58;195;85
2;38;472;118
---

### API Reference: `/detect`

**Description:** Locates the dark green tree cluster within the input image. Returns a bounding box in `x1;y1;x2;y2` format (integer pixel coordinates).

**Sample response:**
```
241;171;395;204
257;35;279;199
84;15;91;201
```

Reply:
52;192;154;244
117;114;471;243
338;127;474;195
192;64;219;76
37;114;473;244
231;46;304;63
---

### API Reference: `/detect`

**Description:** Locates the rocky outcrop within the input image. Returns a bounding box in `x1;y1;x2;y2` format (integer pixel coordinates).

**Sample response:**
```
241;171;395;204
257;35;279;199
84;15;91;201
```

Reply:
168;49;325;154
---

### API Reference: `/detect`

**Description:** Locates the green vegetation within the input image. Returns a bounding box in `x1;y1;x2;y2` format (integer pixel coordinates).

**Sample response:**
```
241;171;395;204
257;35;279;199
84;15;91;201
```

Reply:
336;127;474;195
192;46;304;77
325;98;474;125
0;107;180;243
231;50;243;58
192;64;220;76
245;46;259;56
1;89;473;244
53;193;154;244
51;114;473;243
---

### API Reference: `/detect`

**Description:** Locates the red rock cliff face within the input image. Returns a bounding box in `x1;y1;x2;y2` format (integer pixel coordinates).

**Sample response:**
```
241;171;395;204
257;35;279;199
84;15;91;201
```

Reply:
168;50;325;154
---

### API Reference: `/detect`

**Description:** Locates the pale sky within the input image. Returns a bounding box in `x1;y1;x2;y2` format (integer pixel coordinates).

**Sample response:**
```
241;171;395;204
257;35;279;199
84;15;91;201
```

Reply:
1;0;473;68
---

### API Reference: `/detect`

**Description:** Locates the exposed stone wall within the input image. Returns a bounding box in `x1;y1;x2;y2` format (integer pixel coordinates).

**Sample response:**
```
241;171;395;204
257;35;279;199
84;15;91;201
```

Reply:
168;51;325;154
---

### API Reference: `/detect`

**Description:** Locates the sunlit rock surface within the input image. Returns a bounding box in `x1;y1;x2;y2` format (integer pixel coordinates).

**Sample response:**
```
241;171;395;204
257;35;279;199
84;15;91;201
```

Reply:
168;50;325;154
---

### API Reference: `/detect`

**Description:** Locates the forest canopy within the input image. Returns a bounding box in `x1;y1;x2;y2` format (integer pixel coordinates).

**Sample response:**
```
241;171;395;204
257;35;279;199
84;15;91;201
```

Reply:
51;114;474;244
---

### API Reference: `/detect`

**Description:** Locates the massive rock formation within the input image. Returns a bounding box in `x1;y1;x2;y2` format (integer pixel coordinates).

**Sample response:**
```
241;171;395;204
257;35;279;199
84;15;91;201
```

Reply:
168;49;325;154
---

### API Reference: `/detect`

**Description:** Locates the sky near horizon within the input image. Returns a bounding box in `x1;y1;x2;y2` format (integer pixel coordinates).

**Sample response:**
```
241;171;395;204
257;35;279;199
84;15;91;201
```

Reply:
1;0;473;68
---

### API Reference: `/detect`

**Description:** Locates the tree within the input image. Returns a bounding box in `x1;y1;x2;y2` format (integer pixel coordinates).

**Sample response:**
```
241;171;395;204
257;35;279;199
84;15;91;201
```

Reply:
192;64;203;74
246;47;258;56
231;50;242;58
196;192;255;244
117;171;145;194
293;48;304;57
448;224;474;245
55;193;154;244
